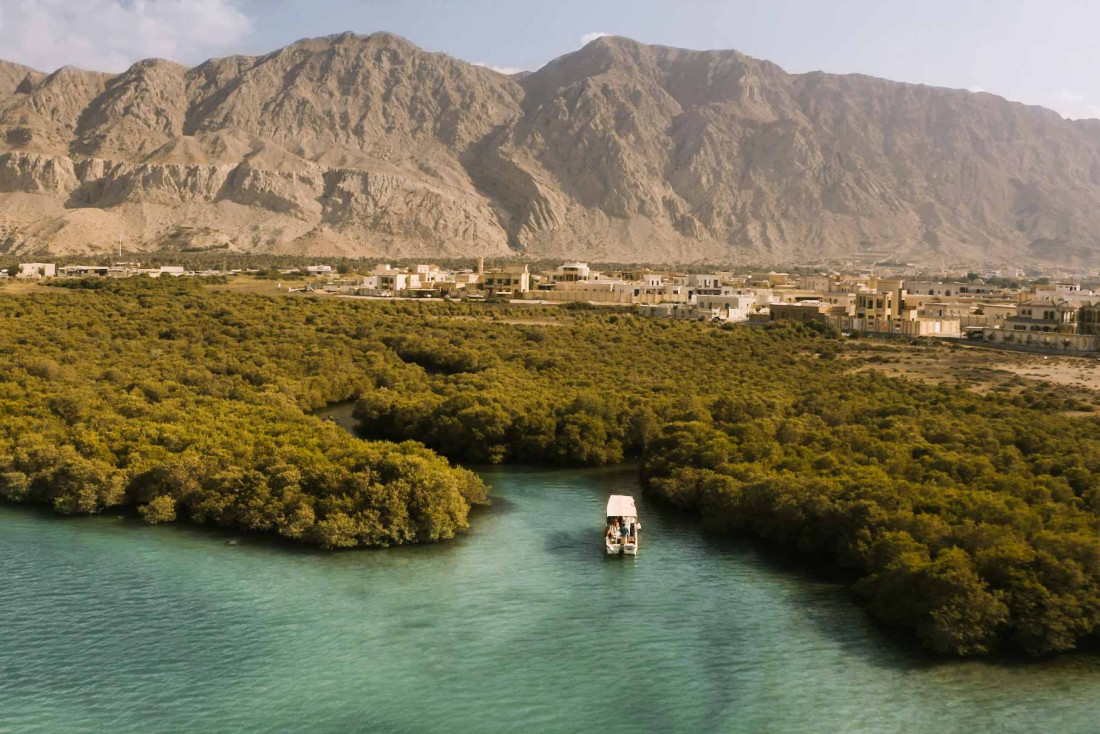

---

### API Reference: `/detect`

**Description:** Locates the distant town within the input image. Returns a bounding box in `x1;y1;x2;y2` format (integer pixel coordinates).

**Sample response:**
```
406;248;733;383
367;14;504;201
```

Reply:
6;257;1100;353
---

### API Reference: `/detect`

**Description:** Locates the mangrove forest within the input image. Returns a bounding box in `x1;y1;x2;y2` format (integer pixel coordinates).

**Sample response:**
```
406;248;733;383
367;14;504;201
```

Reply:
3;277;1100;658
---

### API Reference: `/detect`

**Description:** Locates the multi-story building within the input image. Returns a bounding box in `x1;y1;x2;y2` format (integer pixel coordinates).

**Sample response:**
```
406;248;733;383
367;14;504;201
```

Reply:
797;275;832;292
543;262;592;284
1005;298;1080;333
454;271;481;289
902;281;966;298
856;290;899;324
378;272;421;293
415;264;448;284
685;273;725;296
919;301;1017;329
482;264;530;295
1078;304;1100;335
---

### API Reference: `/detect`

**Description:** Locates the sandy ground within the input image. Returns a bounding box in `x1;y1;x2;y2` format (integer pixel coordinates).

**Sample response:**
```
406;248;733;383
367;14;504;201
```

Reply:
203;277;309;295
848;339;1100;401
993;357;1100;391
0;280;60;295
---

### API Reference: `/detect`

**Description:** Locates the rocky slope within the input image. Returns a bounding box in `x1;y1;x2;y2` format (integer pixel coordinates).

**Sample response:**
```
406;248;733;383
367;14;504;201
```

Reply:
1;32;1099;265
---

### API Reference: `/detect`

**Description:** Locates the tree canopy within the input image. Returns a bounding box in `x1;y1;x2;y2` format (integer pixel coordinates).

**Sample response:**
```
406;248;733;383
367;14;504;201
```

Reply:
4;278;1100;656
0;279;486;550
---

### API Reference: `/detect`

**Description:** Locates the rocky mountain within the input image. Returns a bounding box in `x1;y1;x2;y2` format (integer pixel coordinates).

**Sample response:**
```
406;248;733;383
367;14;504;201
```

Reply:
1;32;1099;265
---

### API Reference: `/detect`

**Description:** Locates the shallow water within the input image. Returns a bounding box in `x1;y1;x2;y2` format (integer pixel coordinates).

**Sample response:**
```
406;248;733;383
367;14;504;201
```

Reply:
2;464;1100;733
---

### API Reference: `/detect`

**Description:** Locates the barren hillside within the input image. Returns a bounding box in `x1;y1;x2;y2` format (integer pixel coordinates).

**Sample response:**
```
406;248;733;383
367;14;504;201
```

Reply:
1;32;1098;265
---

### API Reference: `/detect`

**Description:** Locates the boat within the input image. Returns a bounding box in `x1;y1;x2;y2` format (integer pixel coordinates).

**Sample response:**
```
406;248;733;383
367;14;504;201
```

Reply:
605;495;640;556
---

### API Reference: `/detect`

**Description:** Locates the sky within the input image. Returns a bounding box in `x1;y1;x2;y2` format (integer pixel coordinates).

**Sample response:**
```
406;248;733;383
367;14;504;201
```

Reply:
0;0;1098;120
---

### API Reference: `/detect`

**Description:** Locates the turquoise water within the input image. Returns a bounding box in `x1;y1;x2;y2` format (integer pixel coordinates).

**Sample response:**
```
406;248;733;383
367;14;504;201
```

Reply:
2;464;1100;733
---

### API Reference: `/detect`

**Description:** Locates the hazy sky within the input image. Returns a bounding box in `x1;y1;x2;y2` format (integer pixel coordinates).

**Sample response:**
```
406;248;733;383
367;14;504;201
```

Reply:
0;0;1097;119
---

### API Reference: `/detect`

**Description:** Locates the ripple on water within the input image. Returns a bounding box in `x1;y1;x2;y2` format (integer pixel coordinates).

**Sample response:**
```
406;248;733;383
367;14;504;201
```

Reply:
3;466;1100;733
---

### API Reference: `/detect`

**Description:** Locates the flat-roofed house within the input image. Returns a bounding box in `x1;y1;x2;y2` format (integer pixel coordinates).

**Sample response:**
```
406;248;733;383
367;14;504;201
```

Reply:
17;263;56;278
695;293;757;321
482;264;529;295
59;265;110;277
770;301;834;323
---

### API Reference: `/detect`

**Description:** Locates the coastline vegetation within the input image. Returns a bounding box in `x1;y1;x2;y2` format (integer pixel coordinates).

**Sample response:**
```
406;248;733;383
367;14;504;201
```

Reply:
3;278;1100;657
0;279;486;550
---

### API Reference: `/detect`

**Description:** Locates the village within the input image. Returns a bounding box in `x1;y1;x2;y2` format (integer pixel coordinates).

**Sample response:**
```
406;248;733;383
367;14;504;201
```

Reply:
300;259;1100;354
7;257;1100;353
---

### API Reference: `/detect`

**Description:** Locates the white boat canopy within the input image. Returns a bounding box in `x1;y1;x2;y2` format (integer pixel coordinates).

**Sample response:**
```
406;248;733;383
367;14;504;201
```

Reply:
606;495;637;519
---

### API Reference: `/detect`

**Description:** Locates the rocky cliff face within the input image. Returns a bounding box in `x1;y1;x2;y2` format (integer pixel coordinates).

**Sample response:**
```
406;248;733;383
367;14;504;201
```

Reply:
1;32;1099;265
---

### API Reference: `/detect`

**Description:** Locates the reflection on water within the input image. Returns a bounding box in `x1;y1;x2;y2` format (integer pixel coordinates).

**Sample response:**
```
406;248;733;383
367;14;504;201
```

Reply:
313;400;362;437
2;464;1100;732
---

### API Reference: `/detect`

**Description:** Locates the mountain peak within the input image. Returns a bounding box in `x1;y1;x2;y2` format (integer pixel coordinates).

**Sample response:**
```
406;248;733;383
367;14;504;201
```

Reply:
279;30;422;55
0;34;1099;265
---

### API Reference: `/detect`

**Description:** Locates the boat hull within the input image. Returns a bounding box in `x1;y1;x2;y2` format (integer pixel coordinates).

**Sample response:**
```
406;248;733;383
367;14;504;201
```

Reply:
605;540;639;555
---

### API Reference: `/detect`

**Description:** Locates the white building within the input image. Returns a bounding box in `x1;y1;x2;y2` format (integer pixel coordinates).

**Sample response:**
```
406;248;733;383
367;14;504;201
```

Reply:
694;293;758;322
686;273;724;291
379;272;421;293
147;266;185;278
415;264;448;284
545;262;592;283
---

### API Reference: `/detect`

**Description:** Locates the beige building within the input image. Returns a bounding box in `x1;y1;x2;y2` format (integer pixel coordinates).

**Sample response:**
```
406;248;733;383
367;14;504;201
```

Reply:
454;272;481;289
798;275;834;292
856;290;899;324
750;272;789;287
538;280;634;303
769;301;844;324
1006;298;1080;333
482;264;530;295
920;301;1017;329
637;303;711;320
17;263;56;278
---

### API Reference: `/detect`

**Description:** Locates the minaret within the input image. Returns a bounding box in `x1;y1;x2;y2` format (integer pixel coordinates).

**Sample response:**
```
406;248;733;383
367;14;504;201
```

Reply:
477;256;484;275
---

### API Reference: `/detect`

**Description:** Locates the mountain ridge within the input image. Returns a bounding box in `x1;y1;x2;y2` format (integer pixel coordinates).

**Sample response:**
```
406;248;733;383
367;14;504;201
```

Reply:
1;32;1098;266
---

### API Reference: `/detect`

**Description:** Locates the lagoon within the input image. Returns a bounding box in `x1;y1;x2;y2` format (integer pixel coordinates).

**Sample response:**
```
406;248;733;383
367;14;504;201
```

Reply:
2;465;1099;733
